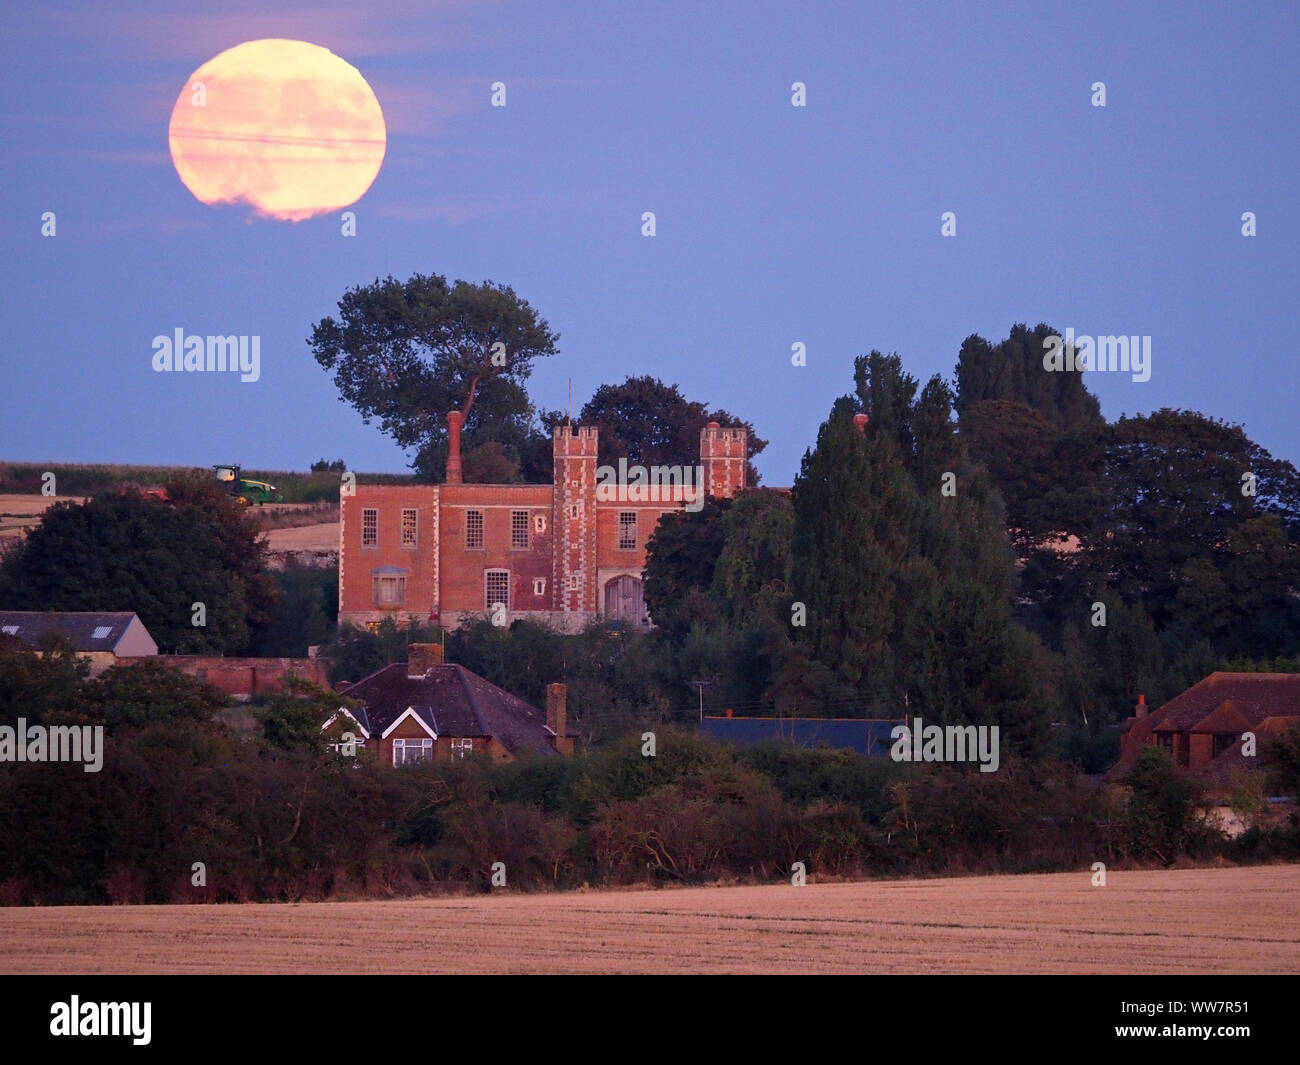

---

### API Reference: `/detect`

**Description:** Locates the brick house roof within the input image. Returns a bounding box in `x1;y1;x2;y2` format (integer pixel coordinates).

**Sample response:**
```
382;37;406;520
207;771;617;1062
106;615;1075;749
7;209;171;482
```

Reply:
339;662;565;756
1126;674;1300;744
1117;673;1300;786
1187;700;1256;734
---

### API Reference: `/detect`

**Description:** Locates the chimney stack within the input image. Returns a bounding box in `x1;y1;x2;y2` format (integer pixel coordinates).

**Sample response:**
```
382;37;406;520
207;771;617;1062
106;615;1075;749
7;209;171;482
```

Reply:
853;413;869;434
1135;693;1147;718
407;642;443;678
545;682;567;747
446;410;463;484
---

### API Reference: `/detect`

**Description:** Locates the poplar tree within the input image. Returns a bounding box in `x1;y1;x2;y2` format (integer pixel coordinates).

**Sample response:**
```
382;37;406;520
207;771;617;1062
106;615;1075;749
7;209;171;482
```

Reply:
792;353;1053;753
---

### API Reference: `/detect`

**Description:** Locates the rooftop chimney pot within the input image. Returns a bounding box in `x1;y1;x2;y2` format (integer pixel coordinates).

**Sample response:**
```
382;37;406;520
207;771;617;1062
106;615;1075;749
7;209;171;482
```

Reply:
407;642;443;678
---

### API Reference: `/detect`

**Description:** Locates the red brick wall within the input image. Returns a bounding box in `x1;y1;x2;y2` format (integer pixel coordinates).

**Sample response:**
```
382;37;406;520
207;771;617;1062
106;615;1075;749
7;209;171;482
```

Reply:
119;655;330;698
701;423;747;498
337;423;750;631
374;724;499;766
339;484;441;628
439;485;554;625
1189;732;1214;770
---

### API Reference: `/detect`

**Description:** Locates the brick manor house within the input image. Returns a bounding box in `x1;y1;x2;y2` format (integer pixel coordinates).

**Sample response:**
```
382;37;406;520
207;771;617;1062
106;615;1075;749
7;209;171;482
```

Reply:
338;414;748;631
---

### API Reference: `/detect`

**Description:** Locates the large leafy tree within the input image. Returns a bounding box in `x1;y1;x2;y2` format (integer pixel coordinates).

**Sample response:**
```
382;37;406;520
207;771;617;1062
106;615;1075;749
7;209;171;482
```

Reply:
642;497;732;641
0;631;87;726
955;322;1102;431
0;478;276;654
641;491;796;718
573;376;767;484
711;489;794;630
254;562;336;658
74;659;229;734
1086;409;1300;656
309;274;560;482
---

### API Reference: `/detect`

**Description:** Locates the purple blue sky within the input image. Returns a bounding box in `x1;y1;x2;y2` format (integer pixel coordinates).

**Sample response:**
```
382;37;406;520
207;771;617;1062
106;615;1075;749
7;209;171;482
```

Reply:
3;1;1297;486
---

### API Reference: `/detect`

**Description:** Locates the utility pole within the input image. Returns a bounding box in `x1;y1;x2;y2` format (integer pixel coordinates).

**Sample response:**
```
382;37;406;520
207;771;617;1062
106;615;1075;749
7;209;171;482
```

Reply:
691;679;713;723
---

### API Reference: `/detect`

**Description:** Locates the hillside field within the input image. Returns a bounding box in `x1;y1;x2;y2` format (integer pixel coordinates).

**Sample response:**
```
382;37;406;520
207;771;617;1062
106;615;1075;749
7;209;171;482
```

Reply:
2;866;1297;975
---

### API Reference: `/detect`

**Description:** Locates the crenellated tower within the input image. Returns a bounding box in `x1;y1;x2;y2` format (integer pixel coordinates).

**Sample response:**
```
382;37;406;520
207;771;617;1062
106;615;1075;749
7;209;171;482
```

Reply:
552;423;599;619
700;421;747;499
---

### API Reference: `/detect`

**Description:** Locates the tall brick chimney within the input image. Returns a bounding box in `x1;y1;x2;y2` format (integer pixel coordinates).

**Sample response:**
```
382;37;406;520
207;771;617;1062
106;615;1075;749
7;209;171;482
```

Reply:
408;642;443;678
853;413;869;434
446;410;463;484
1135;693;1147;718
545;682;567;747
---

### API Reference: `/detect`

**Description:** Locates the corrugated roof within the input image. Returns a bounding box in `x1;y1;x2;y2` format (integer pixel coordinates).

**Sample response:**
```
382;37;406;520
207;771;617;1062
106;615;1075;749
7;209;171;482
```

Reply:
0;611;142;652
700;716;897;756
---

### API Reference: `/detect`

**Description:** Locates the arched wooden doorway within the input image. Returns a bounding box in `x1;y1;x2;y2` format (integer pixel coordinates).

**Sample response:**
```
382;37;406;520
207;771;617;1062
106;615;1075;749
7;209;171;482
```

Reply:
604;574;647;629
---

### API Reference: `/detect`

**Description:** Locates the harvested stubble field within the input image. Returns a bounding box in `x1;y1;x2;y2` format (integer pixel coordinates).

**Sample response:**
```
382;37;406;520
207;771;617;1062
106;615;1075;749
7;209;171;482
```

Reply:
2;866;1298;974
0;494;88;535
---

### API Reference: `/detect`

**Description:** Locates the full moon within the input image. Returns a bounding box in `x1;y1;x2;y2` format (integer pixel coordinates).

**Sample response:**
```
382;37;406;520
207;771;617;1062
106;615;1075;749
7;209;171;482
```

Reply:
168;39;386;221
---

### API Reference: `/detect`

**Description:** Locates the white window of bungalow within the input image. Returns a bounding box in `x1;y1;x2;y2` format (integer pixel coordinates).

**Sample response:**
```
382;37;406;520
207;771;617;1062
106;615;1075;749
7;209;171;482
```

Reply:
393;737;433;766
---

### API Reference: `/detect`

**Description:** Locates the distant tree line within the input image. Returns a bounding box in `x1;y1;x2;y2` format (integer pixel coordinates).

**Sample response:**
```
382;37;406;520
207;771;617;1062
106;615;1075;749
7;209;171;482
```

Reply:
2;639;1296;904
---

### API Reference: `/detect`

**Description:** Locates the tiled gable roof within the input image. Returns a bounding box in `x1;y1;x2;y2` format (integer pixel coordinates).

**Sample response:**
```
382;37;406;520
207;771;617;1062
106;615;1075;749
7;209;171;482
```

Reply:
339;663;558;756
1189;700;1256;734
1155;674;1300;731
1116;673;1300;789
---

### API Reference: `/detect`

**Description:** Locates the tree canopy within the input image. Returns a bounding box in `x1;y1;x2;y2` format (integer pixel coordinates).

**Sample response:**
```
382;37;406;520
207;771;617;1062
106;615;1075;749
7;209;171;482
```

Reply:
0;478;276;654
571;376;767;484
309;273;560;482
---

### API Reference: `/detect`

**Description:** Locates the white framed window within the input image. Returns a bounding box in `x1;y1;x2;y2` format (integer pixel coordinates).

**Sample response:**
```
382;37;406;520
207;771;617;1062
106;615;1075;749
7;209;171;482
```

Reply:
485;570;510;612
534;514;547;534
466;510;484;549
362;508;378;546
401;508;418;547
393;737;433;766
618;511;637;549
451;738;473;760
533;577;546;597
568;574;580;591
511;510;529;549
570;502;581;518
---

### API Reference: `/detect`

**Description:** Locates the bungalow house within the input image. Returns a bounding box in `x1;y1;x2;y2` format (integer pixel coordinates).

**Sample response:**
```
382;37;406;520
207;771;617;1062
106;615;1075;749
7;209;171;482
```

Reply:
700;711;898;756
326;643;576;766
1117;672;1300;787
0;610;158;676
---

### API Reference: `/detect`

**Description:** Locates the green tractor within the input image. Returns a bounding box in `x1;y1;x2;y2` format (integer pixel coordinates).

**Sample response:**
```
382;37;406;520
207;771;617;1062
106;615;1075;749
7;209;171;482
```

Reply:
213;464;279;506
